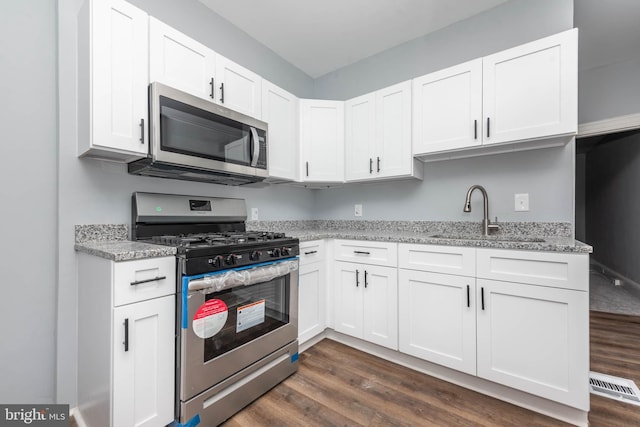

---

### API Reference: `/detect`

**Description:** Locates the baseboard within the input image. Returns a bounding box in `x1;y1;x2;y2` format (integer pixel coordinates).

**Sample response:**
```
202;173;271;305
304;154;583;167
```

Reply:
590;259;640;290
70;407;87;427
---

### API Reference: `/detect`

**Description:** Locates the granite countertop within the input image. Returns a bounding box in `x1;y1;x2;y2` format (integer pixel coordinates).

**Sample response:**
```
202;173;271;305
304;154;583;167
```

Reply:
74;220;592;262
74;224;176;262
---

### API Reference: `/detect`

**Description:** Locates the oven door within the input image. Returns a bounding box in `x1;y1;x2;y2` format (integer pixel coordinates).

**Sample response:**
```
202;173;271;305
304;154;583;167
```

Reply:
178;258;298;402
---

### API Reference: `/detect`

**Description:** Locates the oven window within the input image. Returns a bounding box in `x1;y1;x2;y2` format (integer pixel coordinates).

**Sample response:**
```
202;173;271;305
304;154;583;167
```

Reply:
159;96;266;167
202;275;289;362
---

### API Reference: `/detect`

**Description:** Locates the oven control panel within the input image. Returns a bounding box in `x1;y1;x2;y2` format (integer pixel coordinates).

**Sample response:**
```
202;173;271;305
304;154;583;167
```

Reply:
184;240;300;276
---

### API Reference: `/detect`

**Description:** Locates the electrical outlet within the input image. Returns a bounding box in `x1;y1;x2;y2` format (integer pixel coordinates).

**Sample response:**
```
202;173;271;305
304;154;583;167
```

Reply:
354;204;363;217
251;208;259;220
514;194;529;212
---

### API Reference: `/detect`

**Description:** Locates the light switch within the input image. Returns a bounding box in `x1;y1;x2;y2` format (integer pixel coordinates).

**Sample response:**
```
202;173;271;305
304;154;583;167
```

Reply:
514;194;529;212
251;208;259;220
354;204;363;217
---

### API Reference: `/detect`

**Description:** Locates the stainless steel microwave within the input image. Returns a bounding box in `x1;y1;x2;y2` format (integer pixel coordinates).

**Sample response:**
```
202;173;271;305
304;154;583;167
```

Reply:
128;82;268;185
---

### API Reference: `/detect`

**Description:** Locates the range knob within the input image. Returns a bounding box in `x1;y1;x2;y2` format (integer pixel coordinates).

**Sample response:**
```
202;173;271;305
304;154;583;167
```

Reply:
225;254;238;265
208;255;225;268
281;247;291;256
250;250;262;261
271;248;281;258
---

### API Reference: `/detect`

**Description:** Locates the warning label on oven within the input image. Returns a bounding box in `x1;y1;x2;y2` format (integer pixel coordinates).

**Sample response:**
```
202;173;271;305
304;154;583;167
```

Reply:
236;299;265;333
193;299;228;339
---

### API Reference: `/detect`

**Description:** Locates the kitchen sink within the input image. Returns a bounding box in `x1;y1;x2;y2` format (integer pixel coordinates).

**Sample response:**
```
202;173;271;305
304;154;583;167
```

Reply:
428;234;545;243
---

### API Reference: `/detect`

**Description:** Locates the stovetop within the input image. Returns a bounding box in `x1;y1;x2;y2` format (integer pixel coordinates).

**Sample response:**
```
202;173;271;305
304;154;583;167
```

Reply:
150;231;288;249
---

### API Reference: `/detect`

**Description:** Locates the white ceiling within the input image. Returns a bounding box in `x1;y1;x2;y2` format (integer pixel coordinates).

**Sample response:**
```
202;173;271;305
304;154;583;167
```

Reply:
199;0;509;78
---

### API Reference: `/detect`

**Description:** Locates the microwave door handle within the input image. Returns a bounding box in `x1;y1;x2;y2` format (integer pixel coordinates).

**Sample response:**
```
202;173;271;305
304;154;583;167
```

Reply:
249;126;260;167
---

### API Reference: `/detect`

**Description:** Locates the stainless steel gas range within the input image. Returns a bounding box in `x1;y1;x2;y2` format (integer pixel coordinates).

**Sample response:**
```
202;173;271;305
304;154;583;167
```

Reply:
132;192;299;426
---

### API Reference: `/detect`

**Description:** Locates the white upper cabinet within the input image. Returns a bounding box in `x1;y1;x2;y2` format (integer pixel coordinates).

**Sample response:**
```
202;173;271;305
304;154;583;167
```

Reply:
345;81;421;182
482;29;578;145
261;80;299;181
149;18;262;119
149;17;216;102
413;29;577;157
299;99;345;183
413;59;483;154
78;0;149;161
216;56;262;119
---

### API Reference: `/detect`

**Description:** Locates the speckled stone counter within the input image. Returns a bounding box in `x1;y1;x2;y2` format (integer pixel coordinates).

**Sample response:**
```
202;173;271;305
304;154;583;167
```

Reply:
75;220;592;261
247;220;593;253
75;224;176;261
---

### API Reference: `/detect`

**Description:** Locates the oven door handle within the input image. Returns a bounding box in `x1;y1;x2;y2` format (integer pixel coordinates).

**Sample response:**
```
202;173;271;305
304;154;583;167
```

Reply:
187;258;299;292
249;126;260;167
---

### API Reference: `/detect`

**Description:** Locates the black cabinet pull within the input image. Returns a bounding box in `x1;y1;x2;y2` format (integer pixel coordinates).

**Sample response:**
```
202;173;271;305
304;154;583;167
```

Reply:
486;117;490;138
355;269;360;287
220;82;225;103
209;77;215;99
467;285;470;308
481;287;485;310
364;270;368;288
377;156;380;172
369;158;373;174
124;318;129;352
353;251;370;255
474;119;477;140
306;161;309;177
130;276;166;286
139;118;145;144
304;250;317;255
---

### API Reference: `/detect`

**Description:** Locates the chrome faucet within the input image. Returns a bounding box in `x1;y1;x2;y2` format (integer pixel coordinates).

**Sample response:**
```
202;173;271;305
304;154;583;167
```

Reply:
463;185;499;236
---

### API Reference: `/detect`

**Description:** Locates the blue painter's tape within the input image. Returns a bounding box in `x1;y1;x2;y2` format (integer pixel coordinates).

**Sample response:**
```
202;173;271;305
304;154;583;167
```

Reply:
168;414;201;427
291;352;299;363
182;276;189;329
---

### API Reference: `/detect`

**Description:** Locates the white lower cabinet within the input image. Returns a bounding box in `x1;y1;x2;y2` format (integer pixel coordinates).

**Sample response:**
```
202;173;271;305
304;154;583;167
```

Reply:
298;240;326;344
476;278;589;409
77;253;176;427
334;261;398;350
398;269;476;375
398;244;589;410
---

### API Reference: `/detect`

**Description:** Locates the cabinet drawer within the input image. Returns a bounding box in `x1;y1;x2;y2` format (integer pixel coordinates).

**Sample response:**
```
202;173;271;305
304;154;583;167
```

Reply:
299;240;325;265
399;244;475;277
333;240;397;267
476;249;588;291
114;257;176;306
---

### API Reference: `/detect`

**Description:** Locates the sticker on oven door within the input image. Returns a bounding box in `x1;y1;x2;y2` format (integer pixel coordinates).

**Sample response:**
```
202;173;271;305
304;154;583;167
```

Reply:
192;299;228;339
236;299;265;333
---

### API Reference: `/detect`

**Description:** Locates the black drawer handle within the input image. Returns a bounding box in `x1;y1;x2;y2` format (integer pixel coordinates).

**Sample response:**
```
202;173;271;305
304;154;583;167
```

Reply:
474;119;477;140
467;285;470;308
139;118;145;144
353;251;370;255
209;77;215;99
369;158;373;174
486;117;491;138
355;269;360;287
304;250;318;255
364;270;368;288
130;275;166;286
481;287;485;310
124;318;129;352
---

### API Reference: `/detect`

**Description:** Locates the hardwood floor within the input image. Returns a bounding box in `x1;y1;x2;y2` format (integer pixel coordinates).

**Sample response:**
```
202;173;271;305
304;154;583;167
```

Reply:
223;311;640;427
589;311;640;427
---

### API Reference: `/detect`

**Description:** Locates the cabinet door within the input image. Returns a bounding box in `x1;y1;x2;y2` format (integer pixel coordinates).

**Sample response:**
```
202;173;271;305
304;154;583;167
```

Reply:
149;17;216;101
399;270;476;375
300;99;345;182
362;265;398;350
375;80;413;178
298;262;326;344
476;279;589;410
113;295;175;427
262;80;299;181
412;59;482;155
345;93;375;181
482;29;577;145
333;261;363;338
86;0;149;157
216;55;262;118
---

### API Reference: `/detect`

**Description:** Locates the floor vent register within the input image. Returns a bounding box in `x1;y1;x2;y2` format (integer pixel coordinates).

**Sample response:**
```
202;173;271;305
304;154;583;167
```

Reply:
589;371;640;406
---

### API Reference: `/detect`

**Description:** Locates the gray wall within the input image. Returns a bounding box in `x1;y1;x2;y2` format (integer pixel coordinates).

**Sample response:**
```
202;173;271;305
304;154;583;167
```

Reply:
312;0;575;224
0;1;58;404
585;133;640;283
313;0;573;100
